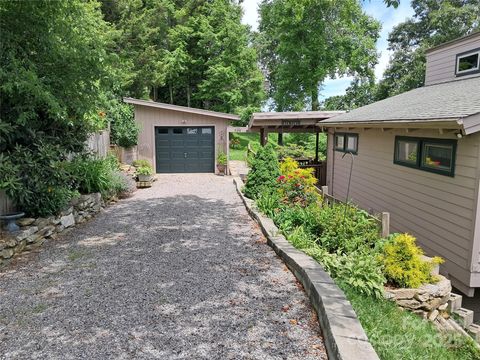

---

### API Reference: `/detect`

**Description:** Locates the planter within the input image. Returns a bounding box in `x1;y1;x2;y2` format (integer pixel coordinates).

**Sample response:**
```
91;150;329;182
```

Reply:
138;174;152;182
217;164;226;175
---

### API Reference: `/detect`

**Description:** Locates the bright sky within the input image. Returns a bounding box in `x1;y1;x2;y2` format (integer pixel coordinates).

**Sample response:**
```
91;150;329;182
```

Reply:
241;0;414;100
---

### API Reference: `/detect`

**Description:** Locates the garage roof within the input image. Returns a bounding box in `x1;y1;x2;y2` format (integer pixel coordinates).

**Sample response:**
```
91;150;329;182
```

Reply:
123;97;240;121
320;76;480;134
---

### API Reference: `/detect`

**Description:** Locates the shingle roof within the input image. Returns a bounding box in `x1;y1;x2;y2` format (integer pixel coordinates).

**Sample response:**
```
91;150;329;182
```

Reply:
321;76;480;125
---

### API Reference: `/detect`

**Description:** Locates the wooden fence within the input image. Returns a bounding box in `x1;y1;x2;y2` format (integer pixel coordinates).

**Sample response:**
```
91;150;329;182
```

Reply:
318;185;390;238
1;130;111;216
86;129;110;158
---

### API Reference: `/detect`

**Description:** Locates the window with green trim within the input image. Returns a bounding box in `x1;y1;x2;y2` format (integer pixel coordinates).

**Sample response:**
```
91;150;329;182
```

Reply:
334;133;358;154
394;136;457;177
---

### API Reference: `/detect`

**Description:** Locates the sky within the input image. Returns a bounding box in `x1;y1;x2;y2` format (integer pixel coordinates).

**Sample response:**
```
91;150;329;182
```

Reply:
241;0;414;99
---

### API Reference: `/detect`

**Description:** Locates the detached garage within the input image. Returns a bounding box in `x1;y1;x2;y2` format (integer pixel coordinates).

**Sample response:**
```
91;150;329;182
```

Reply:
123;98;239;174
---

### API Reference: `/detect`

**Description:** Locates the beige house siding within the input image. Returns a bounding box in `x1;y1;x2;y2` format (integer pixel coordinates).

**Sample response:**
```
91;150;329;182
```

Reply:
326;128;480;292
425;33;480;86
133;105;230;173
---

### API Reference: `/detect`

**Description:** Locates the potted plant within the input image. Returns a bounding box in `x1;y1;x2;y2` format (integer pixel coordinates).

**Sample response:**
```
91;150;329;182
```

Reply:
137;165;153;182
217;151;227;175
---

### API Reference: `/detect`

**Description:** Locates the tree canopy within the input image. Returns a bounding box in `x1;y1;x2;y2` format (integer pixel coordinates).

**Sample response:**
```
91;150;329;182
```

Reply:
101;0;265;114
324;0;480;110
257;0;380;111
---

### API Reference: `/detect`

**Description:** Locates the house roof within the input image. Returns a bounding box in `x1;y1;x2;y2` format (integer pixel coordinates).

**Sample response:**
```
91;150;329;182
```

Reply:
425;31;480;54
123;97;240;121
248;111;344;132
320;76;480;134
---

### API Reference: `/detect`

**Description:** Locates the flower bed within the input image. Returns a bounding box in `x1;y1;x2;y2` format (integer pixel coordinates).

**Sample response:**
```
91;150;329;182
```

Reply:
243;153;480;359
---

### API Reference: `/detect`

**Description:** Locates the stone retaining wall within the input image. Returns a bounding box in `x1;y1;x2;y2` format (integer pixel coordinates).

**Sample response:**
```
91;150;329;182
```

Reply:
0;193;103;266
385;275;452;321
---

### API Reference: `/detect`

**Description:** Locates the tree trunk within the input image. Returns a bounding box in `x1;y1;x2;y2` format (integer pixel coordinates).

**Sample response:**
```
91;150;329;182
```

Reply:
169;83;173;104
311;86;319;111
186;84;191;107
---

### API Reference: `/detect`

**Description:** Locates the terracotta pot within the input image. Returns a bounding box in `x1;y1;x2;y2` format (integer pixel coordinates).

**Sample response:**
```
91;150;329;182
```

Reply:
217;164;226;175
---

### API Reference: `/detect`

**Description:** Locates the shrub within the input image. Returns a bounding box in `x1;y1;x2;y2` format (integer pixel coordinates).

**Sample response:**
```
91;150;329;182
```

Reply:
278;143;307;159
111;171;136;199
277;158;319;207
243;144;280;199
217;151;227;165
109;102;139;148
302;202;380;254
230;137;241;149
381;233;444;288
256;188;282;218
136;165;153;176
132;159;151;168
67;155;120;197
0;145;76;217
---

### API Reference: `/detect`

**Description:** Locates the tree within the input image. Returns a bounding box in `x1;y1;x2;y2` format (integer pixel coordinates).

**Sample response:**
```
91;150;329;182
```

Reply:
0;0;117;215
377;0;480;99
323;77;377;110
257;0;380;111
104;0;265;113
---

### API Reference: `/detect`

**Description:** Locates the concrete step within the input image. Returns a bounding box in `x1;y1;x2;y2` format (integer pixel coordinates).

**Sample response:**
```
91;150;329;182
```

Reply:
468;324;480;343
447;318;470;337
453;308;474;328
447;293;462;313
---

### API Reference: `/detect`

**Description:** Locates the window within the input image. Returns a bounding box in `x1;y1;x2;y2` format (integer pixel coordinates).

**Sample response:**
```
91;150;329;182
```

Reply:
187;128;198;135
334;133;358;154
201;128;212;135
157;128;168;134
173;128;183;134
455;49;480;76
394;136;457;177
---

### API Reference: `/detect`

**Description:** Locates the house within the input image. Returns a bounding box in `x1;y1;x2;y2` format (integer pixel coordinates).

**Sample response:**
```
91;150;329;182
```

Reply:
123;98;239;174
319;32;480;296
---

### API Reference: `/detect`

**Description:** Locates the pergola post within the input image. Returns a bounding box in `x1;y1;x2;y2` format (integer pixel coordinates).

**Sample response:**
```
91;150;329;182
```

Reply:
315;131;320;162
278;132;283;146
260;128;268;146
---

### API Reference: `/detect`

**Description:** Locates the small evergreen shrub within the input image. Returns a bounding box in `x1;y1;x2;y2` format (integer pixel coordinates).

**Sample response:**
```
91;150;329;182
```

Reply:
243;144;280;199
381;233;444;288
109;102;139;148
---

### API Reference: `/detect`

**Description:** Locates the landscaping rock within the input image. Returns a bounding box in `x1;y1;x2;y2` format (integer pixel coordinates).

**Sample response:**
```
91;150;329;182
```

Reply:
16;218;35;227
60;213;75;228
34;217;50;230
428;309;439;321
15;226;38;241
1;248;14;259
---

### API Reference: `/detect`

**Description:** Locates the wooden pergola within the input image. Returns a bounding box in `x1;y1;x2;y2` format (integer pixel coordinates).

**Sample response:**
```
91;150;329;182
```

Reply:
248;111;343;161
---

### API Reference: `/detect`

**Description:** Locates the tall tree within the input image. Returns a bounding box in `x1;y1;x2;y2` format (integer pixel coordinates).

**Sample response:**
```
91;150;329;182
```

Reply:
104;0;265;114
257;0;380;111
377;0;480;99
323;77;377;111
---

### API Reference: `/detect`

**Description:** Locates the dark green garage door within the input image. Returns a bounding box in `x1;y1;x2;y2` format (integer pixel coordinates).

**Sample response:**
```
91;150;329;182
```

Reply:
154;126;215;173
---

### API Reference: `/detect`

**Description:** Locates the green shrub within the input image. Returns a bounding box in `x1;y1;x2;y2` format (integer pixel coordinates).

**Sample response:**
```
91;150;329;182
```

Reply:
311;203;380;254
381;233;444;288
109;102;139;148
217;151;227;165
0;145;76;217
243;144;280;199
277;158;319;207
132;159;151;168
136;165;153;176
256;188;282;218
67;155;120;197
277;143;307;159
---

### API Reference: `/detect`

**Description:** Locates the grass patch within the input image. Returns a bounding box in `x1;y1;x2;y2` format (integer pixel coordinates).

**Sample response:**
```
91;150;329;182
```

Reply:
32;303;48;314
228;132;279;160
67;249;88;261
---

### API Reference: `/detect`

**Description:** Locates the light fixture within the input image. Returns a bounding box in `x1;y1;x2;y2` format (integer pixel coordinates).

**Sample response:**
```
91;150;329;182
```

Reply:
456;132;463;139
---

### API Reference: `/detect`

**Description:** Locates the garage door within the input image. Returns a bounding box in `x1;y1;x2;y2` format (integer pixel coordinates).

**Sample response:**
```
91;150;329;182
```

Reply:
154;126;215;173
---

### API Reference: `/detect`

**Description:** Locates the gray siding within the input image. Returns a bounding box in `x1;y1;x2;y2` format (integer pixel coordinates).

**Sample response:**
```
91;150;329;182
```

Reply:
327;128;480;291
425;33;480;86
134;105;230;173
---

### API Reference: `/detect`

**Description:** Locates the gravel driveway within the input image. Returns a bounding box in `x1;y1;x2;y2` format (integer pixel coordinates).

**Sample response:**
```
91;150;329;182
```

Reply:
0;174;326;360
